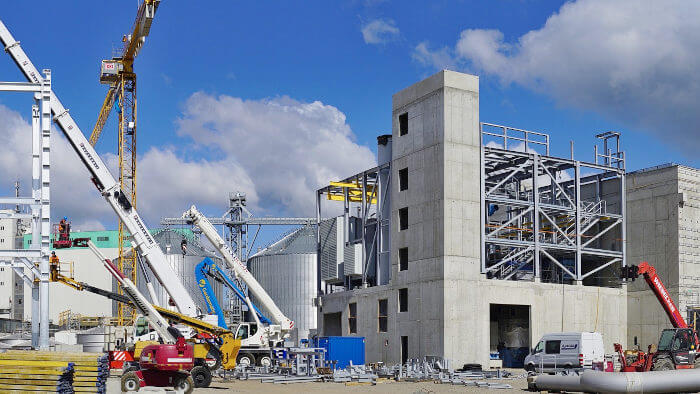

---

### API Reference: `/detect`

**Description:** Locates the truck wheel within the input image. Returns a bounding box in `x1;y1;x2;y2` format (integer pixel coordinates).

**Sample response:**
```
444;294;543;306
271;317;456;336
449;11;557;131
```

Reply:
191;365;212;388
121;371;141;392
173;374;194;394
258;355;272;367
122;362;139;375
652;358;674;371
205;346;223;370
237;352;256;367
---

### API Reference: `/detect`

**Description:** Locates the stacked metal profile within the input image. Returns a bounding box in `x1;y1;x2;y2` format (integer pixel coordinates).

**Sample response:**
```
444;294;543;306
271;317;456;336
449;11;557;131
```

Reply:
0;357;74;392
0;350;109;393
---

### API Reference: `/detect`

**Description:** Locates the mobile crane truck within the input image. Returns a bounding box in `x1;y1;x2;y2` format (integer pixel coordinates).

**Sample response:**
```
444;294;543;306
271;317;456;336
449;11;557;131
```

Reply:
183;205;295;367
617;261;700;371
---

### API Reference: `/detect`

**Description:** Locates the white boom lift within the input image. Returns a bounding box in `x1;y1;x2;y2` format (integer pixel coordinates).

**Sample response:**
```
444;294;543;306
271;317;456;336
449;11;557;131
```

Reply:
0;20;198;317
183;205;294;364
84;239;176;344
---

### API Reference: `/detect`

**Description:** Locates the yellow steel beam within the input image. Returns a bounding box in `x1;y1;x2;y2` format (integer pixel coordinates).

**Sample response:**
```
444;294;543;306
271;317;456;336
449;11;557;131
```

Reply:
89;86;116;146
326;194;377;204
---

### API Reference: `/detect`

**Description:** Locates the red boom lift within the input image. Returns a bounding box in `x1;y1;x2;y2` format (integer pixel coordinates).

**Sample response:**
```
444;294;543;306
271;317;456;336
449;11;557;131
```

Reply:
616;261;700;371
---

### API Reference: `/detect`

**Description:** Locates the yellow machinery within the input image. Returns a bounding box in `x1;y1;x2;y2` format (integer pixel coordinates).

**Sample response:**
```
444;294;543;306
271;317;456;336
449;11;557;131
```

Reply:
90;0;162;325
49;256;241;370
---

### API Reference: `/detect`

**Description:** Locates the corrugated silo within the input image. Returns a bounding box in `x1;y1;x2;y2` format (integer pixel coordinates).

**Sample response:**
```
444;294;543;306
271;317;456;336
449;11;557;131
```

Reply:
117;229;223;316
248;225;317;342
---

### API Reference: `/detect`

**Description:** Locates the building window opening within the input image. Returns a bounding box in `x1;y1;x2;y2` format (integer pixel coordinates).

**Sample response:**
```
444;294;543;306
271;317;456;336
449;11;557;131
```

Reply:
398;288;408;312
399;247;408;271
401;336;409;364
378;299;388;332
348;302;357;334
399;112;408;136
399;207;408;231
97;236;109;242
399;168;408;191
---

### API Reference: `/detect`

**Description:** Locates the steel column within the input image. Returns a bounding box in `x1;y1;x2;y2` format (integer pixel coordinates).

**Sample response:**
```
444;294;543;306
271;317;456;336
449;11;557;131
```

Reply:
533;155;541;280
39;69;51;349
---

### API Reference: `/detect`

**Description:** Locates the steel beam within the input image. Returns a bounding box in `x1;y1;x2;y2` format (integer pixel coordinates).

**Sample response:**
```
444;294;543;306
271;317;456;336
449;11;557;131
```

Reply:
581;258;621;280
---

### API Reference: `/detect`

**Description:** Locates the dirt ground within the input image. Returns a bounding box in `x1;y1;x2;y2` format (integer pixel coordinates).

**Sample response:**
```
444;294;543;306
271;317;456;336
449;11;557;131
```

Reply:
106;369;529;393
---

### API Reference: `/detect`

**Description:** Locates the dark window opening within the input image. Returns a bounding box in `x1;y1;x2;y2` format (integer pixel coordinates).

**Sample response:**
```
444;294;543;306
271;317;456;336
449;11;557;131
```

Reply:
399;113;408;136
399;207;408;231
96;236;109;242
399;168;408;191
348;302;357;334
399;247;408;271
398;288;408;312
378;299;388;332
401;336;409;364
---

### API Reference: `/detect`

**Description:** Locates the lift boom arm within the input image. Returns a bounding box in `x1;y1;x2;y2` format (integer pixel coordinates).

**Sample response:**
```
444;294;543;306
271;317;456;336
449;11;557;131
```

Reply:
636;262;688;329
0;20;198;317
195;257;272;329
85;240;176;343
183;206;294;331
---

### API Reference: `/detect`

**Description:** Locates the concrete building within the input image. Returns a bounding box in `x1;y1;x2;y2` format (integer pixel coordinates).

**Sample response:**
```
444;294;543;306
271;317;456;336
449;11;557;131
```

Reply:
317;70;628;368
22;230;119;322
0;210;25;320
626;164;700;349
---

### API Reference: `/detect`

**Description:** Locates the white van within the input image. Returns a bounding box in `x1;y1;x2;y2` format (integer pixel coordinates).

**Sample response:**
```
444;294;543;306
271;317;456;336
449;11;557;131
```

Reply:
524;332;605;373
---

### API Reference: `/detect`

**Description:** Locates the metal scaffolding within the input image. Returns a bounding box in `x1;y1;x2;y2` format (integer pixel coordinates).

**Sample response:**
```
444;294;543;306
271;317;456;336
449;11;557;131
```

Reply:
480;123;626;285
316;162;391;291
0;71;53;348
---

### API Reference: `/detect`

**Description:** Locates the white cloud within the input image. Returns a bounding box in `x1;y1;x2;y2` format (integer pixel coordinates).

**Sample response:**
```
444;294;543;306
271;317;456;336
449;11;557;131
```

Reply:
361;19;399;44
176;93;376;216
412;42;454;70
0;91;375;230
417;0;700;153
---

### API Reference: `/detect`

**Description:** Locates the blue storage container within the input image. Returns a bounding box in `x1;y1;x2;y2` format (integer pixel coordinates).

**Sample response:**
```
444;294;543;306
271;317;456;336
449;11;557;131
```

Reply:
315;336;365;369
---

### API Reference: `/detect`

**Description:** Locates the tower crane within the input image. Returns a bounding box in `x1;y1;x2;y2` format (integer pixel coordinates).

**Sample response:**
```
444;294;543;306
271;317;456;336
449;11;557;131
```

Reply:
0;18;200;318
91;0;162;324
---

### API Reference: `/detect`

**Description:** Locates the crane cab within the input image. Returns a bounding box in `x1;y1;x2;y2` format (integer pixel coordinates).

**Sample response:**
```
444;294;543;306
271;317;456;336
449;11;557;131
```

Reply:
100;60;123;84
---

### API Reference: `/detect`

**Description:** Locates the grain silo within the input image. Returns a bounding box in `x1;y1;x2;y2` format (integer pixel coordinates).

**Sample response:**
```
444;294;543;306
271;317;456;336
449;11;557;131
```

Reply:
116;229;223;316
248;225;317;342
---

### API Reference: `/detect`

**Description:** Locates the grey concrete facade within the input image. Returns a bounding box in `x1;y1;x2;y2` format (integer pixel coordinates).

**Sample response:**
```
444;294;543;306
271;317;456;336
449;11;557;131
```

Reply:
626;164;700;349
318;70;627;368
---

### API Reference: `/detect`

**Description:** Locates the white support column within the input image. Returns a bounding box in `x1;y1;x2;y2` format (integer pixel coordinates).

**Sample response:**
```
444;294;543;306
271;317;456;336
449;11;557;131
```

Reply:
31;96;40;348
575;162;582;284
38;69;51;349
533;154;541;281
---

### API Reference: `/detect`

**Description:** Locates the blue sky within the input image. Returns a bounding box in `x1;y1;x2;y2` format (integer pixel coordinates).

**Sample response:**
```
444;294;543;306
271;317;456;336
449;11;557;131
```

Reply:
0;1;697;245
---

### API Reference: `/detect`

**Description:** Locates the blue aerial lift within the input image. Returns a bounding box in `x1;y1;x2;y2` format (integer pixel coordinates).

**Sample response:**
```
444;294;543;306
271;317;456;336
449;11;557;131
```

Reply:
194;257;272;330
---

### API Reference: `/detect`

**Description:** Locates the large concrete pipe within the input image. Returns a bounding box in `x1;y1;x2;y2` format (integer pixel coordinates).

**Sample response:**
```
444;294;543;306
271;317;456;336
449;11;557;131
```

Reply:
529;374;584;392
532;369;700;393
580;369;700;394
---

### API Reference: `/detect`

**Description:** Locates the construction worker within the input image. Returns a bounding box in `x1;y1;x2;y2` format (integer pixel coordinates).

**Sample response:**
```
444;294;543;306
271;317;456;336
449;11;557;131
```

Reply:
50;251;59;265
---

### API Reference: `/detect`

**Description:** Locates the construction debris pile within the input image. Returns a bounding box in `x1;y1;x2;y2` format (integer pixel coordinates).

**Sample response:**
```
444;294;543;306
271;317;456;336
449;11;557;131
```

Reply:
229;356;519;389
0;350;108;393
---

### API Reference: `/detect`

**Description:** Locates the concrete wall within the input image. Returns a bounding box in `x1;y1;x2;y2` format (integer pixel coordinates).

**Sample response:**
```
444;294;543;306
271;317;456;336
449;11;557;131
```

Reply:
23;248;118;322
626;165;700;349
319;70;628;368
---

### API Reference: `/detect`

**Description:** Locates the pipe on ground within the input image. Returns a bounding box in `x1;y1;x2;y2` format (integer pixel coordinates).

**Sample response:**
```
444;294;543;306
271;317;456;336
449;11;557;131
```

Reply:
533;369;700;394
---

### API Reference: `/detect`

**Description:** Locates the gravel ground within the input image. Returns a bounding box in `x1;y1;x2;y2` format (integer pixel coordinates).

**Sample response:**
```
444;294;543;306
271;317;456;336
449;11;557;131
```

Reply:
106;369;529;393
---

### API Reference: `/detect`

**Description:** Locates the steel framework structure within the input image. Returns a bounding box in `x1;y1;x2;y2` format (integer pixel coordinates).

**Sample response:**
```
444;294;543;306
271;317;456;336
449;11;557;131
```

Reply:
315;162;391;290
480;123;626;284
0;71;52;348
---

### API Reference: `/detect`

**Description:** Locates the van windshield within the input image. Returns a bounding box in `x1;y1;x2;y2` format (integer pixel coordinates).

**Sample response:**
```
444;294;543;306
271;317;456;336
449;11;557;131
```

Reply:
658;330;676;351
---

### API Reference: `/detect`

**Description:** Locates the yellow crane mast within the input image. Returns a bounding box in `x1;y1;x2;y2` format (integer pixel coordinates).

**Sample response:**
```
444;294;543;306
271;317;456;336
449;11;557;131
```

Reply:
91;0;161;325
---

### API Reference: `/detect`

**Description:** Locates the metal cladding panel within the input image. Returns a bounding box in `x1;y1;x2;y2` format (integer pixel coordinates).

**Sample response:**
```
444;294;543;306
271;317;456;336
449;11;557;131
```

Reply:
249;252;317;342
343;242;363;277
319;217;343;281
